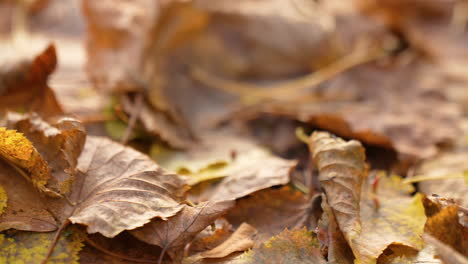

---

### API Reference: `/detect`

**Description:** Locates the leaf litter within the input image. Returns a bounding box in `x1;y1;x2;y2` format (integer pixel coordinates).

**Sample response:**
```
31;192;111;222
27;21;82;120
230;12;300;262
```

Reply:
1;0;468;263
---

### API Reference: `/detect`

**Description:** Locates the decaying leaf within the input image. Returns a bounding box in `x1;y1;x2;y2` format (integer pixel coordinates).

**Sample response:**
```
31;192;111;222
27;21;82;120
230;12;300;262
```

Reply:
184;222;257;264
235;228;326;264
412;152;468;208
309;131;366;242
4;112;86;195
0;227;85;264
423;234;468;264
152;134;295;194
0;127;52;195
0;44;63;116
424;203;467;256
0;160;57;232
47;136;188;238
0;185;7;215
310;132;427;263
225;186;320;243
131;200;234;260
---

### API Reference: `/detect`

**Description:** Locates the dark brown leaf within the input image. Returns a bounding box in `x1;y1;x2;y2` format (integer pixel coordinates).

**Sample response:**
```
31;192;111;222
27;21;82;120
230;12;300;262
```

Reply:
0;44;63;116
131;200;234;260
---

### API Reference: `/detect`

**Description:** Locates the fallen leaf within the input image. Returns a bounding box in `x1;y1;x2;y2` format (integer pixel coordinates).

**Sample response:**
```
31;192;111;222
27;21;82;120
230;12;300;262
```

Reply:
309;131;367;242
412;152;468;208
310;132;427;263
423;234;468;264
0;127;52;195
0;227;85;264
376;243;441;264
152;134;295;192
0;185;6;215
4;112;86;195
0;160;57;232
185;222;257;264
0;44;63;116
225;186;321;243
47;136;188;238
131;200;234;261
424;203;467;256
235;227;326;264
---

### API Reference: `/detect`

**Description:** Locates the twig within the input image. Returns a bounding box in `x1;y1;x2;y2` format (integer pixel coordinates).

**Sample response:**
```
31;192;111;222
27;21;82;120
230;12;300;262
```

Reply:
84;236;159;263
121;93;144;145
192;40;385;103
41;219;71;264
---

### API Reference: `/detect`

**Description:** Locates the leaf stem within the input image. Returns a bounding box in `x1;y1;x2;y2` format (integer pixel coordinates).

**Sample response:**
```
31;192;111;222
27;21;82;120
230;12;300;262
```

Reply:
41;219;70;264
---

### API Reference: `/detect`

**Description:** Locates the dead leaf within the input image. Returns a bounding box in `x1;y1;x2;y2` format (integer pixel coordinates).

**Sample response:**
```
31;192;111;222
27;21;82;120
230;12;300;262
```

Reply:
412;152;468;208
47;136;188;238
0;160;57;232
4;112;86;195
131;200;234;262
184;222;257;264
0;44;63;116
152;134;295;191
235;227;326;264
0;185;6;215
310;132;427;263
0;227;85;264
225;186;321;243
309;131;366;241
0;127;52;195
424;203;467;256
423;234;468;264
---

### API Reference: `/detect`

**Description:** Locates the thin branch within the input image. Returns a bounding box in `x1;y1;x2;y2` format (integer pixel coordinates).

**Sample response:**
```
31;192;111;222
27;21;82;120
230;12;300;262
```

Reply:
121;93;144;145
192;41;385;103
41;219;71;264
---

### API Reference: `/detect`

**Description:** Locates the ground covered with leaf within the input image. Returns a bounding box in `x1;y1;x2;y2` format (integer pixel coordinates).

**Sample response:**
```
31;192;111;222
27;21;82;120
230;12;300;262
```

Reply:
0;0;467;263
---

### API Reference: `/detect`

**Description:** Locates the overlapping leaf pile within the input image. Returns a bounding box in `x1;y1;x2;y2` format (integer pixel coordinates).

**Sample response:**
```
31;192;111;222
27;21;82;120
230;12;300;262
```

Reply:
1;0;468;263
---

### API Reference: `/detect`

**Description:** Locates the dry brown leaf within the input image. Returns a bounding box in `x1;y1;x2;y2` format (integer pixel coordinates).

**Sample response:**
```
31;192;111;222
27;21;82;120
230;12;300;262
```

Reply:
185;222;257;264
412;152;468;208
225;186;321;243
423;234;468;264
309;131;366;241
310;132;427;263
4;112;86;195
235;227;326;264
0;127;52;195
131;200;234;261
45;136;188;237
152;134;296;200
424;203;467;256
0;44;63;116
0;160;57;232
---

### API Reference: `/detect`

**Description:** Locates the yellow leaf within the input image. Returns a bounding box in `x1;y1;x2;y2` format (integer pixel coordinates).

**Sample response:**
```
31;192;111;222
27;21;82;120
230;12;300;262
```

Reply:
0;228;85;264
0;185;6;215
0;128;50;192
238;228;325;264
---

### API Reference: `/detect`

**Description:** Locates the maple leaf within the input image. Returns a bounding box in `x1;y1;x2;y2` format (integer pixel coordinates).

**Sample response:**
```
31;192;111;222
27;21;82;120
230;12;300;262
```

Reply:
0;227;85;264
131;200;234;262
0;44;63;116
236;228;326;264
45;136;188;238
